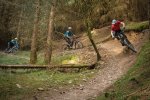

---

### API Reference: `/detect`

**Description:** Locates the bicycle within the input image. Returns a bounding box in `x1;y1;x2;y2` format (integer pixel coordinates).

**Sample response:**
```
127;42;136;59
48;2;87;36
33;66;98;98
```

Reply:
62;36;83;50
116;31;137;53
5;45;19;53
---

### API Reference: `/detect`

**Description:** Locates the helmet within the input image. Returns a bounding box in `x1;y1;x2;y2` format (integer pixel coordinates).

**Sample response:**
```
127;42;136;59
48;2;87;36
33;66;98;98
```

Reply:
112;19;117;24
68;27;72;30
15;38;18;40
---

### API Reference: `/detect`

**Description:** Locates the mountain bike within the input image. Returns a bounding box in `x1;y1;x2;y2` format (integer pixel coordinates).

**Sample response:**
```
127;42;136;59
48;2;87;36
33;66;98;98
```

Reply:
62;36;83;50
116;31;137;53
5;45;19;53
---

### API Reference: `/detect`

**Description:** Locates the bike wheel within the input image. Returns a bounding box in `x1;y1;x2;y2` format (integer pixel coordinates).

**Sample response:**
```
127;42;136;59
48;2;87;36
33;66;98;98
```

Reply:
4;50;9;53
11;48;17;53
75;41;83;49
124;39;137;53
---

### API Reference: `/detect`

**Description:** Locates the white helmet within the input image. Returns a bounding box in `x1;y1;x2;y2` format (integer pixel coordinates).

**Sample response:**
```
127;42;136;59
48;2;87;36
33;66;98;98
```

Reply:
15;38;18;40
68;27;72;30
112;19;117;24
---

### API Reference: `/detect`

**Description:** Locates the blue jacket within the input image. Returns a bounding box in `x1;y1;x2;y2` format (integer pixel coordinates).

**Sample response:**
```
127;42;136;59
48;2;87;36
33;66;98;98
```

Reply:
10;39;19;48
64;31;73;37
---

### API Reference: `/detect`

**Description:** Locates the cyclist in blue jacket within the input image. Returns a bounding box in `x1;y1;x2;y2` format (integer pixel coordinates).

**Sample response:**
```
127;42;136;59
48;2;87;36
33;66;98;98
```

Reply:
64;27;74;47
8;38;19;49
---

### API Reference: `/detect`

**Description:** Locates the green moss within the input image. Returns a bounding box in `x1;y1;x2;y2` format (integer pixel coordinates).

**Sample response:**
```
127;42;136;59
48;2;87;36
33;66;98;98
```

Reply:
52;54;79;64
126;21;149;32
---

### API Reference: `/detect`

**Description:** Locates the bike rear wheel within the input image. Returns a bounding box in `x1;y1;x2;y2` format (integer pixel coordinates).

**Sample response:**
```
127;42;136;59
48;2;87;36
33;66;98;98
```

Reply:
75;41;83;49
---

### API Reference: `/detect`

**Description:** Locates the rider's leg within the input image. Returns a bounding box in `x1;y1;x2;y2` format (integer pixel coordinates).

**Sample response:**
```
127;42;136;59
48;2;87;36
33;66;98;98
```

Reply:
65;37;70;45
69;37;73;47
7;42;10;49
65;37;72;48
67;38;71;46
7;42;14;50
120;40;125;46
120;30;127;46
114;31;120;40
65;37;72;47
116;30;125;46
10;42;14;48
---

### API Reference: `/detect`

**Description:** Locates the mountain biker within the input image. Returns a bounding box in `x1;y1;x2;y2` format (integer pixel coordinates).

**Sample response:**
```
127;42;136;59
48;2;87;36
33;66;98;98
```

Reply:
7;38;19;50
64;27;74;47
111;19;126;45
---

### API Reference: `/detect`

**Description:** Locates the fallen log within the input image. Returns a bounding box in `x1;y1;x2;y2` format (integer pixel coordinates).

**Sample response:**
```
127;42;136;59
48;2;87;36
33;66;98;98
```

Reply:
0;63;97;70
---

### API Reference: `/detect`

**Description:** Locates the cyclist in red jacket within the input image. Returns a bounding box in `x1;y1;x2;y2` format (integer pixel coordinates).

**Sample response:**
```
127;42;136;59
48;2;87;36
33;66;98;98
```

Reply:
111;19;125;39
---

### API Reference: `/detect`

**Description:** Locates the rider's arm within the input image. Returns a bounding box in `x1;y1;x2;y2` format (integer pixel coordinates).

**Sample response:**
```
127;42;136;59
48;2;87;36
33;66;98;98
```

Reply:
64;31;69;37
111;30;115;38
69;31;74;37
15;41;19;48
72;32;75;37
121;22;125;29
16;43;19;48
111;25;115;38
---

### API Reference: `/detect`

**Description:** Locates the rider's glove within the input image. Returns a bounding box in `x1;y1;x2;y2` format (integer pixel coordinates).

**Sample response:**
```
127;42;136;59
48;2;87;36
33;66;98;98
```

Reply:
121;27;125;31
123;27;125;30
112;35;115;39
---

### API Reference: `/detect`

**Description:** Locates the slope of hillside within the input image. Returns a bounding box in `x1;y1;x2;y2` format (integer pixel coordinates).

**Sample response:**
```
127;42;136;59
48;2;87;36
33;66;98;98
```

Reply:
32;28;149;100
96;38;150;100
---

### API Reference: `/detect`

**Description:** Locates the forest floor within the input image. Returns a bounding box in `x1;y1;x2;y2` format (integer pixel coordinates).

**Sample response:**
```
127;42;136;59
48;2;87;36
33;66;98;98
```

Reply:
30;30;149;100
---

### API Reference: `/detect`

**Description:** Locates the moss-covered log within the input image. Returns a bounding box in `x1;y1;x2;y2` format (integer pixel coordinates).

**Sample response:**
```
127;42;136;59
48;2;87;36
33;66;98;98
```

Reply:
0;63;97;69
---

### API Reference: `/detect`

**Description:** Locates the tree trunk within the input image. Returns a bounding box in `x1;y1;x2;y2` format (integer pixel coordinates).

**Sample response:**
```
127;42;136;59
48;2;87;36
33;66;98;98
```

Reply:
44;0;56;64
30;0;40;64
16;8;23;41
86;21;101;61
149;0;150;40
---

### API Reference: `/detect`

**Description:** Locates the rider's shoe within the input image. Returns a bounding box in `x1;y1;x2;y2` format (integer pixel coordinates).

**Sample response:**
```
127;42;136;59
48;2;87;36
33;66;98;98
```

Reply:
68;44;73;49
122;43;125;46
120;41;125;46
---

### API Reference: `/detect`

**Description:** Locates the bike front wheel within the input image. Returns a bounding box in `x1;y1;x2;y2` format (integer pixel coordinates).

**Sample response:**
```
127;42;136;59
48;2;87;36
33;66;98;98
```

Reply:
124;39;137;53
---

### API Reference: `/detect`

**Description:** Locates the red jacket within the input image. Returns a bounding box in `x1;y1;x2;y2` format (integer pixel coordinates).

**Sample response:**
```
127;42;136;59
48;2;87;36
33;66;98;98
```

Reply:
111;21;121;31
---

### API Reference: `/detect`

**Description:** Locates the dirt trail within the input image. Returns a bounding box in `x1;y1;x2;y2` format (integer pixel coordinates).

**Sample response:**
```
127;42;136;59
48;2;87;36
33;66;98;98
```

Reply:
33;32;149;100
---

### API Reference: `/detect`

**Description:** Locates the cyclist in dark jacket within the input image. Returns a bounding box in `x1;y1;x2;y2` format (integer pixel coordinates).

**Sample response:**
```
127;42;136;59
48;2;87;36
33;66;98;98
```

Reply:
8;38;19;49
64;27;74;47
